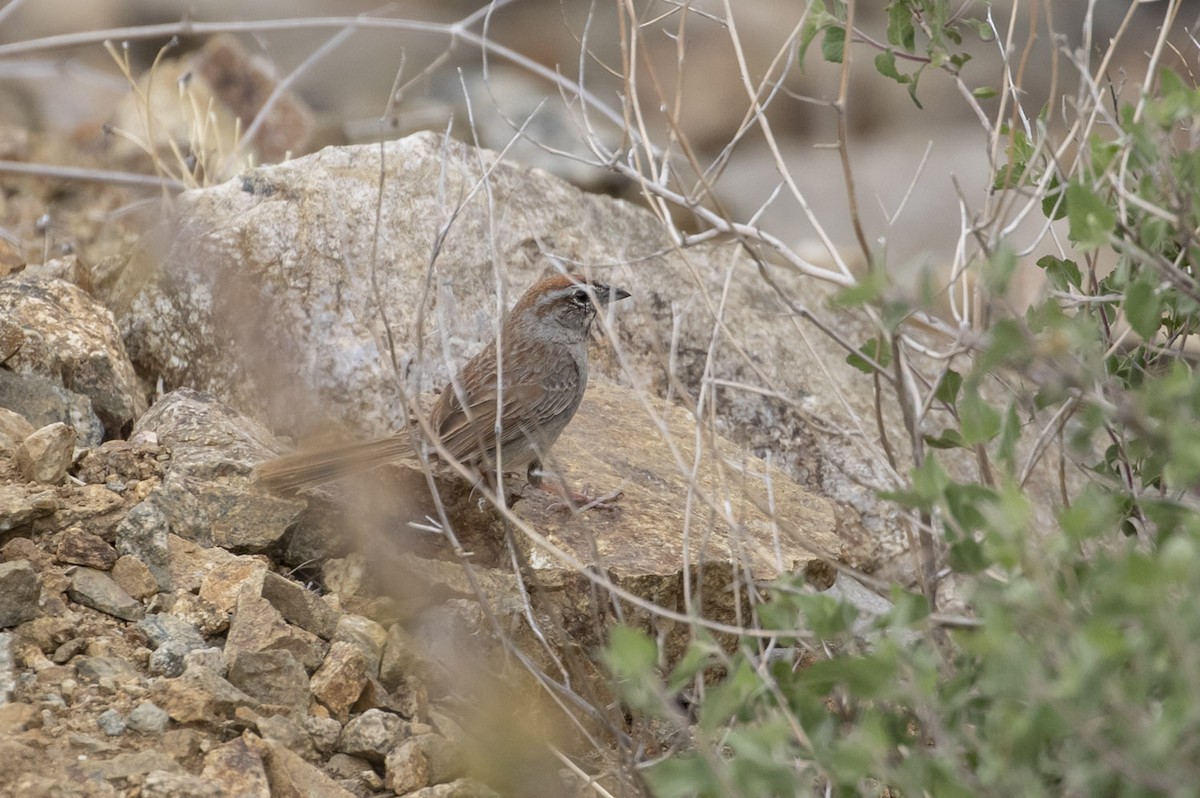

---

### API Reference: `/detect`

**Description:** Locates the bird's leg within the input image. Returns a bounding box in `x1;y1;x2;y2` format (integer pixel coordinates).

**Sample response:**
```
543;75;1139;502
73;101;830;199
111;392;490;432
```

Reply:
527;460;623;512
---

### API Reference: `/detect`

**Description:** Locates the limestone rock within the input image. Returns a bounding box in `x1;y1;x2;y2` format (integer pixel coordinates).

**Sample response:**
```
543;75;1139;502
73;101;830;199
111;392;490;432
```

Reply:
261;570;340;640
331;614;387;678
338;708;407;763
0;275;145;437
114;499;172;591
254;713;316;760
385;736;431;795
156;664;257;724
199;556;267;614
0;483;58;532
245;734;357;798
110;555;159;600
0;407;34;451
200;737;271;798
15;422;75;483
0;560;41;628
309;641;368;720
225;589;327;672
127;701;170;734
67;567;143;622
226;650;309;711
407;780;502;798
132;390;303;552
0;364;104;447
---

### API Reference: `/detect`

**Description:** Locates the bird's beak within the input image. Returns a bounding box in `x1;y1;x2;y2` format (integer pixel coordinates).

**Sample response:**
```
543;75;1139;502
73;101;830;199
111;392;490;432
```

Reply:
601;285;632;304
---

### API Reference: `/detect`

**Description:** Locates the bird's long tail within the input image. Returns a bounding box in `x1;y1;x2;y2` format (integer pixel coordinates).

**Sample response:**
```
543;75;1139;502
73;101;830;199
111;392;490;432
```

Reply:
255;433;416;493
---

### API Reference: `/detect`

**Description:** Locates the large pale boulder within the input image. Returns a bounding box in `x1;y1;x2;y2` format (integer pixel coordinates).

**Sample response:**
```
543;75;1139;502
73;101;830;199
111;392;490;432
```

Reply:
124;132;901;566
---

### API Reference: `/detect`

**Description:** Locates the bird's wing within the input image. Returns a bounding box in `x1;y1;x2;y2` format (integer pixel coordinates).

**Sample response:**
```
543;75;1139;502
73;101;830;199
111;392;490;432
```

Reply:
433;349;582;465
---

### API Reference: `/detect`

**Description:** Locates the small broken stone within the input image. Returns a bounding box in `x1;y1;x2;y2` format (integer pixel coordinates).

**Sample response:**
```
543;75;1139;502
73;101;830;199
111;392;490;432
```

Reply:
0;560;41;628
15;422;76;483
226;650;309;711
261;570;341;640
127;701;170;735
67;567;144;621
55;527;119;569
111;555;159;600
338;708;407;763
97;708;126;736
115;499;172;591
309;641;369;720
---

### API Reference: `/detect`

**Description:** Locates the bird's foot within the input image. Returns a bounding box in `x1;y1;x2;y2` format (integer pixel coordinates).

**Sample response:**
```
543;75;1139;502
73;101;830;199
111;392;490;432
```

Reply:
541;483;624;513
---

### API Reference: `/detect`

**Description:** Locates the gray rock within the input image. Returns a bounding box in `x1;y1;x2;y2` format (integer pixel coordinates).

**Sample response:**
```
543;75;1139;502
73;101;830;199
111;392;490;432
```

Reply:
226;650;309;710
140;770;224;798
127;701;170;734
0;369;104;447
261;571;340;640
338;708;406;763
150;640;195;677
0;275;146;437
156;664;257;724
97;708;126;736
254;713;314;759
0;560;41;628
0;407;35;451
224;590;327;672
74;655;140;684
115;500;172;591
137;613;207;651
0;484;58;533
301;715;343;754
182;646;227;676
244;735;357;798
131;390;303;552
200;737;270;798
15;422;76;483
67;567;144;621
331;614;387;678
89;750;181;780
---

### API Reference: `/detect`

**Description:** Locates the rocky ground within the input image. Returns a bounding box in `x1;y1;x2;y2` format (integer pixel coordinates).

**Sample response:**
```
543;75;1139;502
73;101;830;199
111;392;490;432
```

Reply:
0;121;851;798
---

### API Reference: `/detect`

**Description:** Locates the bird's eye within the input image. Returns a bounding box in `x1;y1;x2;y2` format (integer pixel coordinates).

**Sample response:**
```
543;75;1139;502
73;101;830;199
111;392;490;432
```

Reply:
572;289;589;305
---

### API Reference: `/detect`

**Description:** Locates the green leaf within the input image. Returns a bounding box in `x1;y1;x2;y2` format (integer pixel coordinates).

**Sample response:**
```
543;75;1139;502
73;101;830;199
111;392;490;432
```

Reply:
603;624;656;675
797;6;835;67
1041;174;1067;221
874;50;910;84
821;25;846;63
959;390;1001;445
935;369;964;406
1066;181;1116;251
1125;276;1162;339
830;268;886;308
1036;255;1082;292
983;246;1018;295
973;86;998;99
887;1;916;51
846;337;892;374
906;64;926;109
667;637;719;693
699;661;760;731
645;754;721;798
997;401;1021;470
925;428;966;449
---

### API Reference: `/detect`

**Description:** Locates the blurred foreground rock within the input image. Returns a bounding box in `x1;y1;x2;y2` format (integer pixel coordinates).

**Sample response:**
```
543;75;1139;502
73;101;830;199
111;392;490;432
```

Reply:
0;275;145;439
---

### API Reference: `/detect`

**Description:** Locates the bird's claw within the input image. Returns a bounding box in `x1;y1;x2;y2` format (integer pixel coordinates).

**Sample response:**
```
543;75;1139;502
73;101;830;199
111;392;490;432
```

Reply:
545;486;624;514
